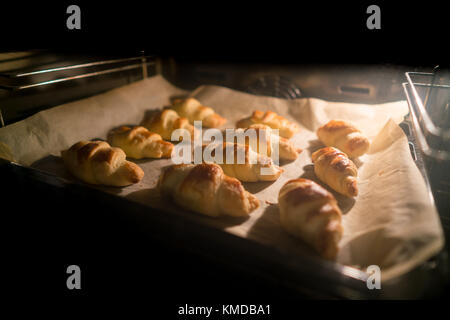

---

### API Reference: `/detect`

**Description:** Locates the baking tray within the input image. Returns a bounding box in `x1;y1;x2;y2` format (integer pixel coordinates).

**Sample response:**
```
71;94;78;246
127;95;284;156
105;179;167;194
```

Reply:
0;157;378;299
0;60;446;298
1;150;447;299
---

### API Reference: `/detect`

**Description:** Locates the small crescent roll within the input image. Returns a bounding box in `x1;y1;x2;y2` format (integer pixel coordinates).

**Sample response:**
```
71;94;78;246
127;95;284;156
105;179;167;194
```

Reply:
236;110;300;139
61;140;144;186
107;126;173;159
316;120;370;158
278;178;343;260
157;163;259;217
201;142;283;182
240;124;301;161
311;147;358;197
172;97;227;128
141;109;194;141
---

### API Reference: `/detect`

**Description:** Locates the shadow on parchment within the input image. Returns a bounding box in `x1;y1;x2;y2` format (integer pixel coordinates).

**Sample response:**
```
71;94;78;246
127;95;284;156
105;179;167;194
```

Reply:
124;186;161;204
351;157;364;169
141;103;185;122
246;203;319;258
30;154;121;196
139;92;191;124
90;137;106;142
300;164;355;215
105;124;144;142
140;106;171;125
215;214;252;228
306;138;324;157
125;186;251;228
130;157;168;166
278;157;298;167
31;154;71;180
30;154;154;196
242;180;277;193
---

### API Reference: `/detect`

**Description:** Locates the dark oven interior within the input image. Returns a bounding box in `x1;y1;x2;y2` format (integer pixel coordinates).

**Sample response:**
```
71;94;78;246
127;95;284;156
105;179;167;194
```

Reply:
1;51;449;301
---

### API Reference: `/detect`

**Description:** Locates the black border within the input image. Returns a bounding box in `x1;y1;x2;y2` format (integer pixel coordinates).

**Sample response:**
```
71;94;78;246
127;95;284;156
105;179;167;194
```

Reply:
0;1;448;66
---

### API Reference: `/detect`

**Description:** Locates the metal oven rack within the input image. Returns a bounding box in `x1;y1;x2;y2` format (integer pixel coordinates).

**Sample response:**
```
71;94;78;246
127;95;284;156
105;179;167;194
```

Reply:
401;69;450;298
403;69;450;228
0;54;156;127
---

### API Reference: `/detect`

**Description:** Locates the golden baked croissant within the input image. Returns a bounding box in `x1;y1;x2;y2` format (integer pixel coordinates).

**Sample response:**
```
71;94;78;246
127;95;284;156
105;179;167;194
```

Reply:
236;110;300;138
232;124;301;161
311;147;358;197
316;120;370;158
278;178;343;260
141;109;194;141
201;142;283;182
157;163;260;217
61;140;144;186
107;126;173;159
172;98;227;128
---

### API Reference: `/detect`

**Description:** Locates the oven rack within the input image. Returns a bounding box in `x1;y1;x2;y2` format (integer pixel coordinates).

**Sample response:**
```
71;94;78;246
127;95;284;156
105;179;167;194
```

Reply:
404;70;450;161
403;69;450;268
0;54;156;127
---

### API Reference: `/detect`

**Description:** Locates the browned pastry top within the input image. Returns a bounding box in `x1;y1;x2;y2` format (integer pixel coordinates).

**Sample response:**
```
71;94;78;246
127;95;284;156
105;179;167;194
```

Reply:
111;126;132;134
160;163;189;179
68;141;113;164
222;174;245;193
92;148;117;164
203;142;275;167
251;110;285;125
346;135;369;153
173;117;191;129
147;110;191;130
252;110;273;121
128;126;159;141
186;162;222;182
282;178;335;206
243;123;270;137
120;161;145;183
319;120;359;132
312;147;353;172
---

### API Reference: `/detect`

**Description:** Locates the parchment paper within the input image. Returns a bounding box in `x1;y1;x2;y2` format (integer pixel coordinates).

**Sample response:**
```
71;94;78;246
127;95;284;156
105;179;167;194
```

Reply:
0;75;444;282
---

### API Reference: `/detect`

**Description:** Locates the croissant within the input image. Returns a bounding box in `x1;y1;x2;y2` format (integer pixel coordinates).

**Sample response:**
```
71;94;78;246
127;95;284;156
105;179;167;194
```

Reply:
234;124;301;161
316;120;370;158
107;126;173;159
278;178;343;259
201;142;283;182
172;98;227;128
236;110;300;139
141;109;195;141
157;163;260;217
311;147;358;197
61;140;144;186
